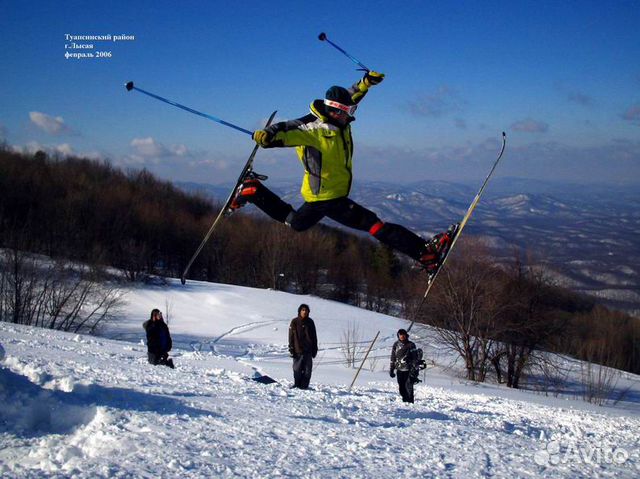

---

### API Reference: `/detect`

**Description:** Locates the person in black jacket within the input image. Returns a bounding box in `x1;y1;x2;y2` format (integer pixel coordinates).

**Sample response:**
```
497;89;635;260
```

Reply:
143;308;174;369
288;304;318;389
389;328;417;403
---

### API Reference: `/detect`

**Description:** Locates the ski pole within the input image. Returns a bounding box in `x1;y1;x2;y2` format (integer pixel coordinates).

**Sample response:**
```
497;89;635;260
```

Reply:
349;331;380;391
318;32;370;72
125;81;253;136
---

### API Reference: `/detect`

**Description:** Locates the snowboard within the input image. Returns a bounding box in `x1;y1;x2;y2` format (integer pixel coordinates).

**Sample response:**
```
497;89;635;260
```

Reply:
181;110;278;285
252;375;278;385
408;132;507;331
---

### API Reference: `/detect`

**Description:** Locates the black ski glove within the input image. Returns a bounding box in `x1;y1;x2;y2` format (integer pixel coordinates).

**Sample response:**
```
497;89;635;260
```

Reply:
389;368;396;378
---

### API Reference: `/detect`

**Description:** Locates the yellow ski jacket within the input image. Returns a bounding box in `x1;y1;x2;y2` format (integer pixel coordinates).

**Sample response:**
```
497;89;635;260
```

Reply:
263;80;370;202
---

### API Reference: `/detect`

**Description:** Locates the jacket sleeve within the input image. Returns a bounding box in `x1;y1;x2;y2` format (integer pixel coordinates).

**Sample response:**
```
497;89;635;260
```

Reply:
288;319;295;355
310;320;318;358
264;115;319;149
390;342;397;371
347;78;371;105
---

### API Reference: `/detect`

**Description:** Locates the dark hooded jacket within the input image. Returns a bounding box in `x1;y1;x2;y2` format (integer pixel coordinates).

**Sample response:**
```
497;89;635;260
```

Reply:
143;318;172;355
288;316;318;357
390;338;417;372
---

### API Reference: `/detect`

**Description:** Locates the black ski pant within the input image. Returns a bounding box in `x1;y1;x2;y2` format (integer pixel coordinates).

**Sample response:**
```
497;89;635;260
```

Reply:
148;352;175;369
397;370;414;403
246;183;428;260
292;352;313;389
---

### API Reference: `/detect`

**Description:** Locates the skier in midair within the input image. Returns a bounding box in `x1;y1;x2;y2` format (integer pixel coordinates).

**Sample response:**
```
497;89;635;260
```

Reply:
230;71;456;271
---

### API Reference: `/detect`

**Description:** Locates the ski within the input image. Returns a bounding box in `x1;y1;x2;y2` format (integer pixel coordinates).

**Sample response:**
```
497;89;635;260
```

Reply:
408;132;507;331
180;110;278;285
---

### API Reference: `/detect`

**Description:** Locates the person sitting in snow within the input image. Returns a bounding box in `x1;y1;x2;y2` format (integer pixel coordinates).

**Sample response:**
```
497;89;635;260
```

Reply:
230;72;457;273
389;328;420;403
288;303;318;389
143;308;174;369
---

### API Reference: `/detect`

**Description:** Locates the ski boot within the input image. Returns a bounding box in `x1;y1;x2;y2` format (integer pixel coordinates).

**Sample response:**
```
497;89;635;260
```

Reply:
418;223;460;273
228;172;268;214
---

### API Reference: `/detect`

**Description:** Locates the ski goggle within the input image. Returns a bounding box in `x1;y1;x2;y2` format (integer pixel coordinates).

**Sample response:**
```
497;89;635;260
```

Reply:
324;99;357;116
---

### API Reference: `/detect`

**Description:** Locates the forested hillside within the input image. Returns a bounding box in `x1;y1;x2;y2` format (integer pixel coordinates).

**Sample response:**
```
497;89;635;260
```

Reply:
1;147;638;376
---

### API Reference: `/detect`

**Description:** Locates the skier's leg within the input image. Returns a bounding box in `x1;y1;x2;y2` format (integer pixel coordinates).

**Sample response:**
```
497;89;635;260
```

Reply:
238;181;328;232
236;181;295;223
286;202;327;232
326;198;427;260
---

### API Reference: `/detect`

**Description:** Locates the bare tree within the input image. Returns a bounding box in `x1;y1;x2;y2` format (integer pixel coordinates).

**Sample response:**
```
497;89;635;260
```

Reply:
340;321;365;368
579;341;623;406
0;249;125;334
164;297;174;325
493;251;569;389
420;240;502;382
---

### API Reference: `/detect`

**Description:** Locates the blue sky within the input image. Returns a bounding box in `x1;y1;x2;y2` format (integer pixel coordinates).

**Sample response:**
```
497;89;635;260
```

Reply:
1;0;639;185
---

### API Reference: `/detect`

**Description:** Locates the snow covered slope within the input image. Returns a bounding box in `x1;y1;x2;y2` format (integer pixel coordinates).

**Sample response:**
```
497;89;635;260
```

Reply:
1;279;639;478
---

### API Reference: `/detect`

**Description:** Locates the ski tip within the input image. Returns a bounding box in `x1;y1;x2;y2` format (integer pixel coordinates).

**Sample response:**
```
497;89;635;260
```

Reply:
318;32;327;41
125;81;134;91
502;131;506;138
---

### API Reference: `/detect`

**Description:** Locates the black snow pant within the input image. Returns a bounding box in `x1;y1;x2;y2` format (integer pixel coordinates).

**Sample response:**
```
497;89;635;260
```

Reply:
246;182;428;260
397;370;414;403
148;352;175;369
292;353;313;389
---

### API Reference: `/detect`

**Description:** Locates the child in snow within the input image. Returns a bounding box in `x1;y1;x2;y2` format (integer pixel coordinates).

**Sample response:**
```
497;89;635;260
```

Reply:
143;308;175;369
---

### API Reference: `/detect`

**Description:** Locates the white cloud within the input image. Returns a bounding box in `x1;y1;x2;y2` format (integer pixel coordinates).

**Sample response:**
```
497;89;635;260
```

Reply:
130;137;166;157
511;119;549;133
11;141;78;157
29;111;72;135
130;137;191;158
55;143;74;156
352;135;640;184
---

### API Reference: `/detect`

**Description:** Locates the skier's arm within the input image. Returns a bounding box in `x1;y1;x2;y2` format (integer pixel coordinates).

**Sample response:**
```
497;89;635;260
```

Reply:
348;71;385;104
253;116;319;149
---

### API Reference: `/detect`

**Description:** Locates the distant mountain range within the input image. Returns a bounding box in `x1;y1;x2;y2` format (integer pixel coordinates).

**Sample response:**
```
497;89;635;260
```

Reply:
177;178;640;315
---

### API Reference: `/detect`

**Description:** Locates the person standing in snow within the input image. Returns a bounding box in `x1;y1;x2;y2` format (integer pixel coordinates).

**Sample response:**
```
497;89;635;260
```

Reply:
230;72;456;273
143;308;175;369
389;328;418;403
288;303;318;389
